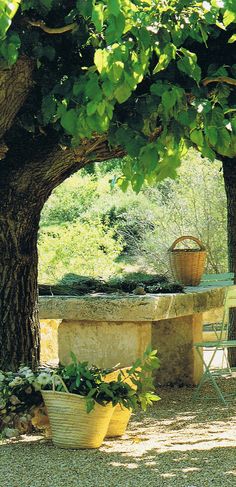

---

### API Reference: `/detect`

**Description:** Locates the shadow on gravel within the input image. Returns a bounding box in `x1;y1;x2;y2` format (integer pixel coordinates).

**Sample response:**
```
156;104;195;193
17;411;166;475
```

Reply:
1;382;236;487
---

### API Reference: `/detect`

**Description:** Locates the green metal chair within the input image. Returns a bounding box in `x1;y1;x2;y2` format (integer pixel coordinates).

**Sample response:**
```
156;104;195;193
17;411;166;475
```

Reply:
193;284;236;405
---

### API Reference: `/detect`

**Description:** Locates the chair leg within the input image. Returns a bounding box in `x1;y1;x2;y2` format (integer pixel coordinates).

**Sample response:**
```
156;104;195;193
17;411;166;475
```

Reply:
193;346;228;405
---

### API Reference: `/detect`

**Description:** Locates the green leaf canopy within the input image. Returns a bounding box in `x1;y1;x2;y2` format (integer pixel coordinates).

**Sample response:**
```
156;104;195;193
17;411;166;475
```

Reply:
1;0;236;190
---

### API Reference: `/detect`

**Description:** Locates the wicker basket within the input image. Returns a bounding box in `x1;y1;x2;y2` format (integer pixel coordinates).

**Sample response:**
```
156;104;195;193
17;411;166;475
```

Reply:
42;377;114;449
104;367;135;437
106;404;131;437
168;236;206;286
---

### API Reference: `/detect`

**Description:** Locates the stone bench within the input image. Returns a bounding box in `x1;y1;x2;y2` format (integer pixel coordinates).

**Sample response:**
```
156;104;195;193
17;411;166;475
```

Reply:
39;286;229;386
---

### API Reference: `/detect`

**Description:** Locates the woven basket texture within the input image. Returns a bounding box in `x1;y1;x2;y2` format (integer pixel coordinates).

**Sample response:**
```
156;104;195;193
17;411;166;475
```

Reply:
104;367;135;437
42;391;114;449
168;236;206;286
106;404;131;437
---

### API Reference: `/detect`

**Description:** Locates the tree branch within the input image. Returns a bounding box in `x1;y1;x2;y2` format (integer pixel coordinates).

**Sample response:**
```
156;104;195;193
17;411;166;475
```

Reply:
0;57;34;139
28;20;77;34
202;76;236;87
26;135;125;198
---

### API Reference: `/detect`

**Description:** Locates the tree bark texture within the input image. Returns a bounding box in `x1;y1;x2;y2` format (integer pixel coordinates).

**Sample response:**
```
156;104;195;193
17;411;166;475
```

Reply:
0;183;42;371
222;156;236;365
0;57;34;139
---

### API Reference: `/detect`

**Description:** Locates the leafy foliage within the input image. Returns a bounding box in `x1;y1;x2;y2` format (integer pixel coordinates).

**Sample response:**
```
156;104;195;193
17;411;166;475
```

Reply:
51;348;160;413
38;218;123;282
1;1;236;189
0;348;160;434
39;151;227;280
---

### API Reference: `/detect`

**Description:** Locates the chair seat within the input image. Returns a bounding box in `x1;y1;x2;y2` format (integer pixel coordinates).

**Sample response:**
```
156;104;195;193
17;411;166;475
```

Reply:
194;339;236;348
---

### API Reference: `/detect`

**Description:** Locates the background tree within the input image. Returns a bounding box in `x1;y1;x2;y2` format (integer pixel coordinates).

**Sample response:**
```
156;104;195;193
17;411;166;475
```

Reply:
0;0;236;370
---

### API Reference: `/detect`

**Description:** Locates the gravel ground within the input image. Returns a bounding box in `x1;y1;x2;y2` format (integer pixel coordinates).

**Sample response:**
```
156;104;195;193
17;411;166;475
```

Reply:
1;379;236;487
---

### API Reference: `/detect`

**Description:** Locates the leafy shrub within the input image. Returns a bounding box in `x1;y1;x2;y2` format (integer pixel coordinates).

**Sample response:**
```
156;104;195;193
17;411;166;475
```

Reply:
0;348;160;437
38;218;123;283
40;174;98;226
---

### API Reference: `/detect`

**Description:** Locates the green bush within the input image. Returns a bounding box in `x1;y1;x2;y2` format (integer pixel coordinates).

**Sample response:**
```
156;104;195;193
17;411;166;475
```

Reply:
138;152;227;274
38;219;123;283
40;174;98;226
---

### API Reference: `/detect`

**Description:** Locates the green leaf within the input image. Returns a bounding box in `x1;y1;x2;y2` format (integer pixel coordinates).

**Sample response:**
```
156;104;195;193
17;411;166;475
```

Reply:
102;79;114;97
153;44;176;74
85;75;102;100
76;0;93;17
138;27;151;49
223;9;236;27
228;34;236;43
92;3;104;32
176;108;197;127
86;397;95;413
117;176;130;192
162;90;176;112
0;1;21;40
216;127;231;150
105;13;125;43
140;144;158;173
108;61;124;83
107;0;121;17
177;48;201;84
0;13;10;40
114;82;131;103
97;100;106;116
60;109;77;135
190;129;204;147
0;32;20;64
86;101;97;116
205;126;218;146
150;82;170;97
131;173;145;193
70;351;78;364
41;95;57;124
94;49;108;74
201;143;216;160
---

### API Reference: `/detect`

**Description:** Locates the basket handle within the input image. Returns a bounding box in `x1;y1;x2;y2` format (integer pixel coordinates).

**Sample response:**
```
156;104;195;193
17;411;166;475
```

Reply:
169;236;206;251
52;374;69;393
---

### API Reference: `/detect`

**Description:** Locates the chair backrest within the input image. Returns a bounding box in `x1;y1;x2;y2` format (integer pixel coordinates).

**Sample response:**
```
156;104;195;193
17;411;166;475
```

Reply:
220;286;236;339
200;272;234;287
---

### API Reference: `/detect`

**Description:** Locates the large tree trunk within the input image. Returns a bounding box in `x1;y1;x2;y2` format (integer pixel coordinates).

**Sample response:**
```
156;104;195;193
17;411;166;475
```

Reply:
0;185;43;371
222;156;236;365
0;136;124;371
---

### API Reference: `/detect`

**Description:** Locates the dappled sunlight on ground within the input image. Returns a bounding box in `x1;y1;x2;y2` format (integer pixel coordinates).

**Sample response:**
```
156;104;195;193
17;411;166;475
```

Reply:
1;382;236;486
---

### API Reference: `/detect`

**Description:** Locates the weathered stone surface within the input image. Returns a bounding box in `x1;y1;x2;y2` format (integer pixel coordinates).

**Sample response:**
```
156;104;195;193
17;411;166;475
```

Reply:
203;307;223;325
58;320;151;368
39;287;229;322
152;313;203;386
38;287;231;386
40;319;60;365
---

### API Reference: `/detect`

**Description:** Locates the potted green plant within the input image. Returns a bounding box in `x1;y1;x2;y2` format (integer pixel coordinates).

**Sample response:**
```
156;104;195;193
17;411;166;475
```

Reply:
42;347;160;449
0;347;160;448
104;346;160;437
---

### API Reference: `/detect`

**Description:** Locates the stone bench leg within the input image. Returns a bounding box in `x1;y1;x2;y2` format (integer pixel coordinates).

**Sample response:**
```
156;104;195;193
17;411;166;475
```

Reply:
58;320;152;368
152;313;203;386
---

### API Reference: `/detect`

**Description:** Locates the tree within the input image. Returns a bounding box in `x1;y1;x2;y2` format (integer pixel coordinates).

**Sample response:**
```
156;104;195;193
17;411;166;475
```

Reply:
0;0;236;370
